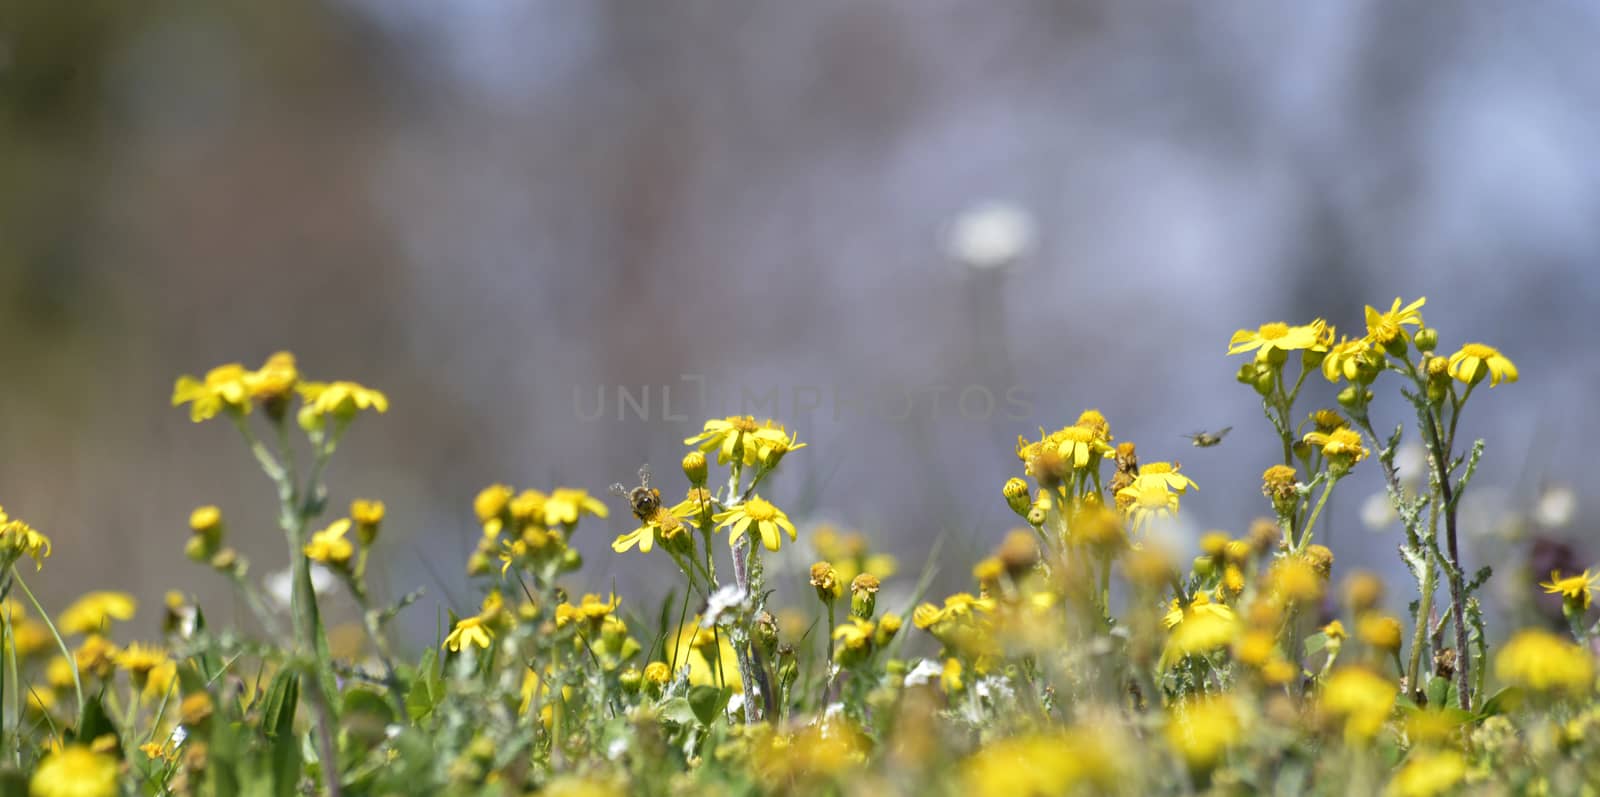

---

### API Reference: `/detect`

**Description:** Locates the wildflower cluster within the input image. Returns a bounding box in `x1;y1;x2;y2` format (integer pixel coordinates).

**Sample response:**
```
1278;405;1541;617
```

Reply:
3;304;1595;796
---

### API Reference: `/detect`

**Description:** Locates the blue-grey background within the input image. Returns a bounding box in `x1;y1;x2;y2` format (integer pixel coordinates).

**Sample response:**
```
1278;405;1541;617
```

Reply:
2;1;1594;648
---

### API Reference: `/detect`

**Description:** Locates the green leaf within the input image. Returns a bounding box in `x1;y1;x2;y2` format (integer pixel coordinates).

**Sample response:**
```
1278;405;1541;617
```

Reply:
342;687;395;749
688;684;729;727
405;649;441;722
1302;632;1328;657
260;669;299;739
74;691;118;748
1479;686;1524;718
1426;675;1456;708
657;697;697;726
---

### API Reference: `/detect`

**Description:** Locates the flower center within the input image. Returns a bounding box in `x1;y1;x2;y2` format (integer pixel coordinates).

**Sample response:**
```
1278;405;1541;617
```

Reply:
1137;485;1171;508
1461;343;1497;358
729;416;760;432
743;499;777;521
1259;322;1289;340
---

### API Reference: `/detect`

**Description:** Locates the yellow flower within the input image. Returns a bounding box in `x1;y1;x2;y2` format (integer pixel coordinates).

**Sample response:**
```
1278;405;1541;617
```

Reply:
1321;336;1377;382
244;351;300;403
1227;319;1328;358
59;592;137;635
1321;666;1397;742
1357;614;1403;653
713;496;798;552
1050;425;1113;470
1446;343;1518;387
1323;620;1348;641
444;615;493;652
29;745;119;797
1133;462;1198;494
303;519;354;567
1163;592;1236;630
1161;596;1238;668
555;594;621;630
959;729;1124;797
0;509;51;570
1386;750;1466;797
832;617;875;656
668;487;715;520
350;499;385;545
611;506;687;554
1364;296;1426;345
8;618;51;658
1117;481;1180;535
1303;427;1369;464
684;416;802;467
643;661;671;685
810;561;842;601
1495;628;1594;696
1166;695;1244;770
74;635;119;678
171;362;251;422
544;487;609;527
1541;569;1600;610
296;380;389;428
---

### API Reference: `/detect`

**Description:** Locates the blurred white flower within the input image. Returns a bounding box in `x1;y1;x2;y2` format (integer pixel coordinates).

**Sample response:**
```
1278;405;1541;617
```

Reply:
1395;443;1427;484
1535;484;1577;528
265;564;336;610
945;201;1036;271
904;658;944;687
1361;492;1398;530
700;584;748;628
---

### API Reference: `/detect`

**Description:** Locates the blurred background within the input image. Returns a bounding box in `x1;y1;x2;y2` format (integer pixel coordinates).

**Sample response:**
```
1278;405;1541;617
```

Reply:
3;1;1597;650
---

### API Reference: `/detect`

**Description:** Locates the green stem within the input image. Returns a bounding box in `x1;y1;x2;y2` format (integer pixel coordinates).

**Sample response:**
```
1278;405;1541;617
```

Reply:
1297;475;1339;551
13;572;81;718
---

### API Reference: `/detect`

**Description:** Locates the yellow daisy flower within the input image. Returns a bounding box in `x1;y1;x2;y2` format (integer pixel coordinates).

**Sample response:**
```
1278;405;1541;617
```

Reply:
611;506;689;554
1541;569;1600;610
0;508;51;570
544;487;609;527
243;351;300;403
29;745;119;797
1446;343;1518;387
1303;428;1369;463
713;495;798;552
444;615;493;652
685;416;800;467
296;380;389;429
1321;336;1377;383
555;593;621;629
1117;482;1180;535
1363;296;1425;345
1227;319;1328;359
1133;462;1198;494
1494;629;1594;696
303;519;354;567
1050;425;1114;470
171;362;251;422
59;592;137;636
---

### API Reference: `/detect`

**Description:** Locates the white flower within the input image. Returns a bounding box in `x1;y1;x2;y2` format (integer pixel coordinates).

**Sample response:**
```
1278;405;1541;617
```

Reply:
946;201;1036;271
265;564;336;611
904;658;944;687
700;584;749;628
1395;443;1427;484
1360;492;1397;530
1535;484;1577;528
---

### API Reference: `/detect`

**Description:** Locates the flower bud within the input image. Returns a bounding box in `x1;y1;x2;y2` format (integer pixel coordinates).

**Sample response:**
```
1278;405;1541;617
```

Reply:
850;574;880;620
1413;327;1438;352
1344;570;1384;613
618;667;642;692
1003;478;1032;517
1193;555;1216;578
755;611;779;657
810;562;841;604
184;535;214;563
209;548;239;574
350;499;385;546
189;506;224;545
1301;346;1327;368
1382;334;1409;358
682;451;708;486
1252;364;1277;396
997;530;1040;577
1025;505;1047;527
1336;385;1366;410
466;551;493;576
